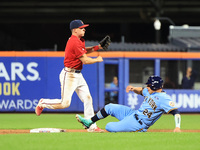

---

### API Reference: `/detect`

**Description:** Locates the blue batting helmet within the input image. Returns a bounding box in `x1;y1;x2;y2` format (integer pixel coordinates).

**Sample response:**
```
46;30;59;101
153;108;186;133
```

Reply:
146;75;163;91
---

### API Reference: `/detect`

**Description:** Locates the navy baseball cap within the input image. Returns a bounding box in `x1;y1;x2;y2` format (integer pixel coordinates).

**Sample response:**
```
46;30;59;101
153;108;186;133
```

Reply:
70;20;89;30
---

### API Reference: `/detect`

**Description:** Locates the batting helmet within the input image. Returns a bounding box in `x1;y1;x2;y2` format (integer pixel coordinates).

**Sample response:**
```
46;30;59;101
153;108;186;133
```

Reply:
146;75;163;91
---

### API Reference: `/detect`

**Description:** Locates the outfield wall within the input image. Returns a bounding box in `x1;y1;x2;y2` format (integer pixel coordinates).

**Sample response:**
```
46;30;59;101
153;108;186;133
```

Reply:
0;51;200;112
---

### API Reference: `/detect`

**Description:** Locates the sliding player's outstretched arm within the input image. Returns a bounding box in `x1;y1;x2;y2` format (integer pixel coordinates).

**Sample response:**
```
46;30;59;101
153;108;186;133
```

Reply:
170;109;181;132
126;85;143;95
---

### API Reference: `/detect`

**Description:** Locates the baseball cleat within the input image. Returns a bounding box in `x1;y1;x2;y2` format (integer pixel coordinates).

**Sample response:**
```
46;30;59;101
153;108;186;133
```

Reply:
35;99;44;116
35;105;43;116
76;114;93;129
87;126;104;133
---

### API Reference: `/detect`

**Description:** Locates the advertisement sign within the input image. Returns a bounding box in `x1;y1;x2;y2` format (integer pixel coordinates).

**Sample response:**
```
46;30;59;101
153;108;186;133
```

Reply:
1;57;48;112
1;55;199;113
0;56;98;112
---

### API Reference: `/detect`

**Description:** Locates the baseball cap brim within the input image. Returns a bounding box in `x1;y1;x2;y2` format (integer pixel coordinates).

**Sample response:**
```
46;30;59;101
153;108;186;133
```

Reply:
79;24;89;28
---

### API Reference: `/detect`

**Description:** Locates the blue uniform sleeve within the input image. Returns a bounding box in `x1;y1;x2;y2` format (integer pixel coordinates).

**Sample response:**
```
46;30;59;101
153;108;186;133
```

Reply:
160;94;177;113
142;88;150;97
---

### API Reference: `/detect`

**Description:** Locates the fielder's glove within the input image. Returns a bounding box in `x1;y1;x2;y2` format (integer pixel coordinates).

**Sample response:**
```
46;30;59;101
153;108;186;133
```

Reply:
99;35;111;50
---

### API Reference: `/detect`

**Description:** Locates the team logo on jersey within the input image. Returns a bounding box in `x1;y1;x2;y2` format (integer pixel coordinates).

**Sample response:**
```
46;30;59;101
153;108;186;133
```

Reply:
169;101;175;107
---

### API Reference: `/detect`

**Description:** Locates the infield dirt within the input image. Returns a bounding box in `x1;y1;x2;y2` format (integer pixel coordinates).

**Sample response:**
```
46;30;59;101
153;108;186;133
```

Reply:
0;129;200;134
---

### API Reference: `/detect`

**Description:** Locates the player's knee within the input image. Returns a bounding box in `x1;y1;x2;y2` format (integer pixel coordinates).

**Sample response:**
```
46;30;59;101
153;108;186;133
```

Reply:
60;100;71;108
83;95;92;103
105;122;116;132
105;103;116;112
105;123;111;132
105;103;112;109
87;95;92;101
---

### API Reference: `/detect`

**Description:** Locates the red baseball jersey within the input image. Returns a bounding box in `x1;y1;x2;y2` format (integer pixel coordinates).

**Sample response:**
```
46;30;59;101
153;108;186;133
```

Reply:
64;35;87;70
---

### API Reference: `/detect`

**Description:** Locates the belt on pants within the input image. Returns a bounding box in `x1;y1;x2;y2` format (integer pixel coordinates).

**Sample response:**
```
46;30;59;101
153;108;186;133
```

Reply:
134;114;143;125
64;67;81;73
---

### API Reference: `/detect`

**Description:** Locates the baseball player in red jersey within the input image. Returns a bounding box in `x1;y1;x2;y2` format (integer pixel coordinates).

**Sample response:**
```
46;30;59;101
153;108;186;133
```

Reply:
35;19;106;132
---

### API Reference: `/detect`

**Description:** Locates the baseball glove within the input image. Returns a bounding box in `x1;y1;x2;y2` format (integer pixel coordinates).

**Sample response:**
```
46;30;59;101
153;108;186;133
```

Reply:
99;35;111;50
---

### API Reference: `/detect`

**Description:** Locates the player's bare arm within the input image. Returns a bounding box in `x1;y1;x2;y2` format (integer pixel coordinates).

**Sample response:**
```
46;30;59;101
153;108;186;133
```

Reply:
79;53;103;64
126;85;143;94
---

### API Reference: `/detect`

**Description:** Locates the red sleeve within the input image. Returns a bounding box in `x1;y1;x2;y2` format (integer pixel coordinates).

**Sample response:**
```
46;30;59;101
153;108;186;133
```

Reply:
74;40;86;58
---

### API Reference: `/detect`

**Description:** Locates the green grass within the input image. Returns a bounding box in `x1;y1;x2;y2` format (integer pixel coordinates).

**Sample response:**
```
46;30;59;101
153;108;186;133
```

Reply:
0;113;200;150
0;113;199;130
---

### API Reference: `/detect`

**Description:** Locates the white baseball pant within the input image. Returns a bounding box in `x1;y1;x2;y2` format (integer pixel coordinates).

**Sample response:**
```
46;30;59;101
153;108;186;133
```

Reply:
38;68;97;129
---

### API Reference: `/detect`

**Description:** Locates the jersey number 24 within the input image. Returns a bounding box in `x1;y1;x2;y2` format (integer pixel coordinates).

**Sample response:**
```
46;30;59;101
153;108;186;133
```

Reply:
143;109;153;118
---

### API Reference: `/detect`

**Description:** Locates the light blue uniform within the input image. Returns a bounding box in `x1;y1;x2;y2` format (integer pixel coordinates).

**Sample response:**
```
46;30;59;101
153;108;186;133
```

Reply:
105;88;177;132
